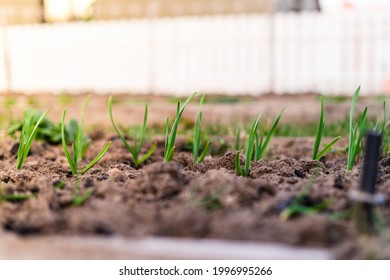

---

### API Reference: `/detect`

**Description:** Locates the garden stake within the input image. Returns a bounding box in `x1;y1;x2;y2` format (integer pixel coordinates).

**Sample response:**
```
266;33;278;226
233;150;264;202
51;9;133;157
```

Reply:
349;132;387;235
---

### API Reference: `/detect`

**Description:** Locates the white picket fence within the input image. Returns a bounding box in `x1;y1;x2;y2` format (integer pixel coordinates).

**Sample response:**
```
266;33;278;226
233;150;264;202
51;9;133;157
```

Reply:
1;12;390;95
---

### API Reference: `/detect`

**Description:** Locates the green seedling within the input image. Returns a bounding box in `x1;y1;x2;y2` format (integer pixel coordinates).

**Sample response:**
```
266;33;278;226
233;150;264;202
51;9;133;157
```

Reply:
16;109;50;170
280;183;331;220
312;97;341;160
347;86;368;171
108;97;156;167
164;92;197;162
193;95;209;163
62;96;111;176
8;110;83;146
0;184;34;203
235;114;261;177
53;180;66;189
190;186;224;212
71;179;93;206
254;109;284;161
374;100;387;135
374;100;390;154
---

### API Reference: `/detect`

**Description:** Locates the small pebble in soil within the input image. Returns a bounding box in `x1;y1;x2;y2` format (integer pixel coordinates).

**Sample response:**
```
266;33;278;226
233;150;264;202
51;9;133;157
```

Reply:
10;143;19;155
333;174;345;190
294;169;306;178
29;186;40;194
94;224;114;236
380;155;390;167
96;173;109;181
286;177;298;184
3;221;40;236
84;178;94;188
276;196;295;213
1;175;10;183
109;135;121;141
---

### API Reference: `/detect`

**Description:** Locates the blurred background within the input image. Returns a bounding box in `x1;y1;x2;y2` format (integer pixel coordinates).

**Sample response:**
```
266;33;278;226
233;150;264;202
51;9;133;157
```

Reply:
0;0;389;96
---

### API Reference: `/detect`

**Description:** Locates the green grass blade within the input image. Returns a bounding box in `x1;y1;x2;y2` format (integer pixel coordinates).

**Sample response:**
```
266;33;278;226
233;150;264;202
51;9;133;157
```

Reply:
354;107;368;155
71;143;77;169
244;114;261;176
315;136;341;160
166;146;175;162
137;144;157;166
347;86;361;170
312;97;325;160
382;100;387;134
164;92;197;162
193;94;207;163
61;110;77;175
375;100;387;134
80;139;91;159
254;132;259;161
258;109;283;158
235;152;243;177
347;103;367;170
164;117;169;157
168;93;197;146
108;97;135;155
193;112;201;162
75;120;83;161
71;188;93;207
16;109;50;169
166;100;181;155
81;141;111;175
16;116;28;169
133;128;140;160
196;141;210;164
2;193;34;202
76;95;90;160
141;104;148;145
254;133;264;161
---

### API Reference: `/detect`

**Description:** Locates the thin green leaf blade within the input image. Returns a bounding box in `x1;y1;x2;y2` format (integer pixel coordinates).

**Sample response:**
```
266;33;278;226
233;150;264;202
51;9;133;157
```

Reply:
316;136;341;160
258;109;283;159
312;97;325;160
81;141;111;175
196;141;210;164
137;143;157;166
61;109;77;175
235;152;243;177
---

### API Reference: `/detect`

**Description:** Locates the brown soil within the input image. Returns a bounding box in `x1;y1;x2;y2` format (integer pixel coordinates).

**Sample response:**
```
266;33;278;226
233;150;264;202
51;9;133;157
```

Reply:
1;134;389;259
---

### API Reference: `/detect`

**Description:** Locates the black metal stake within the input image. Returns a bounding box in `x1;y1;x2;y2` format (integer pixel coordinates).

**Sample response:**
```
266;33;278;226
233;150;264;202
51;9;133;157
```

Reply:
349;132;386;235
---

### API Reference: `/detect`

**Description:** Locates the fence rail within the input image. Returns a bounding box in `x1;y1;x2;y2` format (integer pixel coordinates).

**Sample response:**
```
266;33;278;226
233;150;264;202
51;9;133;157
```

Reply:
1;12;390;95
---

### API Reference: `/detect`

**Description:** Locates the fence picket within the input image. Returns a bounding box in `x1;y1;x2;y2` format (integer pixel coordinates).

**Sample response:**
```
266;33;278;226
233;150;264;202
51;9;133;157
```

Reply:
0;12;389;95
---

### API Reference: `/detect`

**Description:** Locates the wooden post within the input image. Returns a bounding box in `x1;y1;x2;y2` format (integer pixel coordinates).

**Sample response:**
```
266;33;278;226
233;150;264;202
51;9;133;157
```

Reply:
39;0;46;23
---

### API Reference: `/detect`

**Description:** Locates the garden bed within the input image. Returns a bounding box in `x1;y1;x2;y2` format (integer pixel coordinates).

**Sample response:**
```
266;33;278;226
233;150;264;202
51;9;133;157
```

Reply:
0;93;389;260
0;135;389;259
